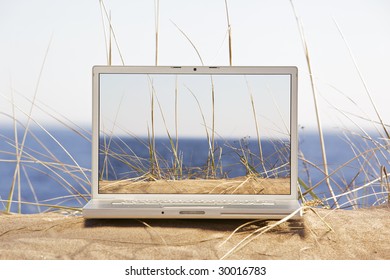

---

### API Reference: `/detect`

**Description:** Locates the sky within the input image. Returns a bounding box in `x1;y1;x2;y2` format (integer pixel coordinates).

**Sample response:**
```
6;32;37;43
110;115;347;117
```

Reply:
100;73;291;138
1;0;390;132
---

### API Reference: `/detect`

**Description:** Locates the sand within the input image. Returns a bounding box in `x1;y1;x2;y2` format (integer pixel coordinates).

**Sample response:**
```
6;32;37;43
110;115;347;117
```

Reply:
0;205;389;260
99;177;290;194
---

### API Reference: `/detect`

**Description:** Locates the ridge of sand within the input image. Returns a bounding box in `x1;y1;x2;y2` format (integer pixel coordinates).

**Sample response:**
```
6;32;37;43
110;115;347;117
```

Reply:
0;206;389;260
99;176;290;194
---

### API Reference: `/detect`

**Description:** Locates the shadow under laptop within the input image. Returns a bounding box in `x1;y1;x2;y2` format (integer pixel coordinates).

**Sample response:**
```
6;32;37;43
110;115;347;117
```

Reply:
83;218;305;239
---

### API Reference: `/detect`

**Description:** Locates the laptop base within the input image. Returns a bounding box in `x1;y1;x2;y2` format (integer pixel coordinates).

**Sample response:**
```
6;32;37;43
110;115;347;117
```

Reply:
83;199;302;219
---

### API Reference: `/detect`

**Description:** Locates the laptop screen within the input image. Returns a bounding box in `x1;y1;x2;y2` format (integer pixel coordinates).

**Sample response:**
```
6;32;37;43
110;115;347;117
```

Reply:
98;70;292;195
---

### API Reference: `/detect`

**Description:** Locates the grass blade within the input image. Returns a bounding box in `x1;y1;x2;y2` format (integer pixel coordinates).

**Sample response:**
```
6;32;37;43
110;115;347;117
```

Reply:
224;0;232;65
155;0;160;66
289;0;338;208
6;37;52;213
170;20;204;66
333;17;390;139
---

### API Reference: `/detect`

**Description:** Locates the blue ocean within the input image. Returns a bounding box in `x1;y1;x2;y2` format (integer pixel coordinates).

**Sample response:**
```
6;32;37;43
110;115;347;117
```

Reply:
0;127;388;213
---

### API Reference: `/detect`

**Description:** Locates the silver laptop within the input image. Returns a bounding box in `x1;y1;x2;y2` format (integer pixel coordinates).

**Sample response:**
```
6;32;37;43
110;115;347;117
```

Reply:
83;66;301;219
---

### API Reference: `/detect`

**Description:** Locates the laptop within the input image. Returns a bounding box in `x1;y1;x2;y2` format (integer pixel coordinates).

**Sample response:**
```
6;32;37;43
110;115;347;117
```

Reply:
83;66;301;219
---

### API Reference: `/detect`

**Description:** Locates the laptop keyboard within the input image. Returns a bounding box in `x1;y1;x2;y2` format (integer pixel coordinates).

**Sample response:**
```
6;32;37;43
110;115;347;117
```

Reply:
111;200;276;207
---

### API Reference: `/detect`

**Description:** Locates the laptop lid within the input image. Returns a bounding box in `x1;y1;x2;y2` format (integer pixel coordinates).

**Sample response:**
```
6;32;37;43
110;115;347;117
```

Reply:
92;66;298;202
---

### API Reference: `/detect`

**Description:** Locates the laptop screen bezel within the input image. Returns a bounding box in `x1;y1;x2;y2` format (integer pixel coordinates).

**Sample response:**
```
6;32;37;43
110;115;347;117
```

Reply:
92;66;298;201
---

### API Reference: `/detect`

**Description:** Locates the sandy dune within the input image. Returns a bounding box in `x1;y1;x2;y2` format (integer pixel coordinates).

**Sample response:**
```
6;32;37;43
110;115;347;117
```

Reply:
99;176;290;194
0;205;389;260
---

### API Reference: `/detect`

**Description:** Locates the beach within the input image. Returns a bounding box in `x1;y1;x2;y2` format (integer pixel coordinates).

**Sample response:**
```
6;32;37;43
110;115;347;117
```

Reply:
0;205;389;260
99;177;291;194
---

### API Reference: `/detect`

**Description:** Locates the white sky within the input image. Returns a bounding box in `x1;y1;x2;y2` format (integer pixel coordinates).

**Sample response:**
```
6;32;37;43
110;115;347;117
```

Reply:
1;0;390;132
100;73;291;138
